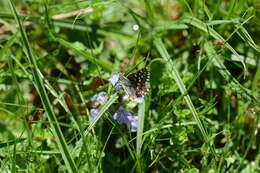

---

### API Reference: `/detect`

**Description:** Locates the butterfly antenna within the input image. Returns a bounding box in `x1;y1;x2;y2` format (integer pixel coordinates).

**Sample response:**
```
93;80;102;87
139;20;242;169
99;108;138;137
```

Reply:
144;51;151;67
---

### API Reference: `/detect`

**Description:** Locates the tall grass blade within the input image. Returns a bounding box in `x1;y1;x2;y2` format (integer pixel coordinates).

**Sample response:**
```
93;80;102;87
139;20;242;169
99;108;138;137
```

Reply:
204;41;259;103
136;101;146;172
8;0;78;172
182;16;247;72
153;38;217;159
56;37;114;72
86;94;118;134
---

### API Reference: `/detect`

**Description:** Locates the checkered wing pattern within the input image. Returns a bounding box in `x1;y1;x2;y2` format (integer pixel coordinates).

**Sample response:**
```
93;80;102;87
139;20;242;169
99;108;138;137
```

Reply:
127;68;149;97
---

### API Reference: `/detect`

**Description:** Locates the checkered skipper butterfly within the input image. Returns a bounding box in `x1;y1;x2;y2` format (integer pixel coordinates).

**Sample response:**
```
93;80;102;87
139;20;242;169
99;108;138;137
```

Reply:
126;68;149;96
121;67;149;102
109;67;149;102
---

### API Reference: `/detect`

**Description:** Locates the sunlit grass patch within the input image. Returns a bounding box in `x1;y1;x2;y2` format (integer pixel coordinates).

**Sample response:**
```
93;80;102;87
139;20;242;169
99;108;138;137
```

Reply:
0;0;259;172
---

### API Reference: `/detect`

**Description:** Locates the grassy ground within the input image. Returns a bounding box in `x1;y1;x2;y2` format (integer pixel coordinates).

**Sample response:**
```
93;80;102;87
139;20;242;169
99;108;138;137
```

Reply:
0;0;260;172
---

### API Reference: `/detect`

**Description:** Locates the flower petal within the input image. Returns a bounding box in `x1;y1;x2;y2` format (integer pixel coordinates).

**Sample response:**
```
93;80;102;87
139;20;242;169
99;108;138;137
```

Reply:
90;91;107;106
90;108;99;121
90;94;98;102
113;107;132;125
127;115;138;132
108;72;120;86
97;91;107;105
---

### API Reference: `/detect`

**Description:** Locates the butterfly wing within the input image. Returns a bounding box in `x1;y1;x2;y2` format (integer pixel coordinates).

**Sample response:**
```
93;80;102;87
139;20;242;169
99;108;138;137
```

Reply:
127;68;149;97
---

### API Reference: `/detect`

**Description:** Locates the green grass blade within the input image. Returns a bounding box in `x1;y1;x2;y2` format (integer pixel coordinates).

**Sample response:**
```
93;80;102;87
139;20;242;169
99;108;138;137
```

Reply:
8;1;78;172
236;26;260;53
136;101;146;172
153;38;217;159
55;37;114;72
182;16;247;71
86;94;118;134
136;102;145;155
0;31;18;60
204;41;259;103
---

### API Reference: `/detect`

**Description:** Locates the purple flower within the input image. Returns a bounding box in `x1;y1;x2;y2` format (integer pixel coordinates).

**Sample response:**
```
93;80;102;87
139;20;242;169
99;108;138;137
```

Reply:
114;83;122;91
113;107;139;132
96;91;107;105
90;95;97;102
127;115;138;132
113;107;130;124
90;108;99;120
108;72;120;86
90;91;107;105
109;72;122;91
